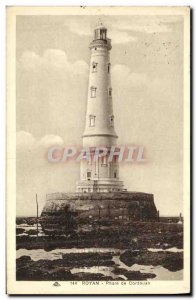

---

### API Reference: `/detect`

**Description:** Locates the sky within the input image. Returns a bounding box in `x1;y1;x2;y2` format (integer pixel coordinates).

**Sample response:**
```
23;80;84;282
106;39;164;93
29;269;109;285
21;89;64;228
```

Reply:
16;14;184;217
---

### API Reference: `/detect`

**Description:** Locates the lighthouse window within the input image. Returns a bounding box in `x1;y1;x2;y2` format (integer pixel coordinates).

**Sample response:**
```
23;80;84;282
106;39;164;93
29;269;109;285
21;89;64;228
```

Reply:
108;63;110;73
114;171;117;178
91;86;97;98
92;62;98;73
110;115;114;127
108;88;112;97
101;156;107;166
87;171;91;180
89;115;96;127
100;29;106;40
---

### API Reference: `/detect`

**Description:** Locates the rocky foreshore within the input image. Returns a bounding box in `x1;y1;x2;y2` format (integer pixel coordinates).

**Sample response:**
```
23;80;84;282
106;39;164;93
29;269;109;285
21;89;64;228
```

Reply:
16;221;183;251
16;219;183;281
120;250;183;272
16;248;183;281
16;253;118;281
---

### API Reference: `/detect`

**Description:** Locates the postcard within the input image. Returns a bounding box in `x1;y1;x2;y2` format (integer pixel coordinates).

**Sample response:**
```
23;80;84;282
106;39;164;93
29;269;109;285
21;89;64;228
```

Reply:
6;6;190;295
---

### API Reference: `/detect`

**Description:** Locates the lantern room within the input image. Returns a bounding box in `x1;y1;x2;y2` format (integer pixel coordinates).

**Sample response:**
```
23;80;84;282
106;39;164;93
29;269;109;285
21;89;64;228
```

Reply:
94;25;107;40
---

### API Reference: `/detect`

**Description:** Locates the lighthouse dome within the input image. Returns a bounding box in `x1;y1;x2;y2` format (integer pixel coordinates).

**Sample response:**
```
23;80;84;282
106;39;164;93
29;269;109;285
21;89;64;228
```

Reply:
95;23;106;30
95;19;106;29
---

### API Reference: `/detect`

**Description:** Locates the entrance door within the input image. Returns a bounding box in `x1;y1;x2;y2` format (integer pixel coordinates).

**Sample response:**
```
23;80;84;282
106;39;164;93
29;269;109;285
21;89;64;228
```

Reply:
87;171;91;180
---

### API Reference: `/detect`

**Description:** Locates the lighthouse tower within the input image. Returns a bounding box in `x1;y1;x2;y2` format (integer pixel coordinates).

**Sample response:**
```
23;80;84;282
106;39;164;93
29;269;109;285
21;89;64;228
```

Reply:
76;24;124;193
41;23;158;227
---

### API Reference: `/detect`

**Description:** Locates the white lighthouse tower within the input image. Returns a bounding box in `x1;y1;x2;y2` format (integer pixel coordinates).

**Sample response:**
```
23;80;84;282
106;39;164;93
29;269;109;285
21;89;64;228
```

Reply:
76;24;124;193
42;23;158;226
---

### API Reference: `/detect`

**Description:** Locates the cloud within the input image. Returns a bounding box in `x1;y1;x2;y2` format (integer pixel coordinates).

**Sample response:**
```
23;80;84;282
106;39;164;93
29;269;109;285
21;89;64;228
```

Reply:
18;51;41;69
16;131;36;151
112;64;148;88
113;22;172;34
16;131;78;216
43;49;68;68
17;131;64;150
62;17;178;46
110;30;137;44
38;135;64;148
18;49;89;75
66;21;92;36
110;17;182;34
17;48;87;143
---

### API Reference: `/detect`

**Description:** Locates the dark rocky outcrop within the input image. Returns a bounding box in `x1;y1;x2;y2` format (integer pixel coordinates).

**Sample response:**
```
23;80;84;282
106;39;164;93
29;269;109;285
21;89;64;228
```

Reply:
16;217;37;225
61;252;114;267
16;253;115;281
16;255;156;281
112;267;156;280
16;221;183;251
16;256;73;281
120;250;183;272
16;255;124;281
25;229;38;236
72;272;107;281
16;228;25;235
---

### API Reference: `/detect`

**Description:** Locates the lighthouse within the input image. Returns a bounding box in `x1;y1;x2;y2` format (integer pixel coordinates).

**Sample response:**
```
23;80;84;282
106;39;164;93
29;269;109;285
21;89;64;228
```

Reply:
76;24;124;193
41;23;158;229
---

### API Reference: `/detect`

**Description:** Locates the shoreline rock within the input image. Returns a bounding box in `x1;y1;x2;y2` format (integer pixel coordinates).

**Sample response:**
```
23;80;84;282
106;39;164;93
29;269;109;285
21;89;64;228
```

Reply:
112;267;156;280
16;224;183;251
120;250;183;272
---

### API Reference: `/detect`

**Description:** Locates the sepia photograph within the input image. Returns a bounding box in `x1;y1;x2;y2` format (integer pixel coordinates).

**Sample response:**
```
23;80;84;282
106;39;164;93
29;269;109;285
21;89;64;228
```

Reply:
6;6;190;295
